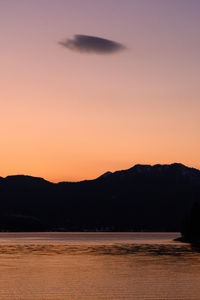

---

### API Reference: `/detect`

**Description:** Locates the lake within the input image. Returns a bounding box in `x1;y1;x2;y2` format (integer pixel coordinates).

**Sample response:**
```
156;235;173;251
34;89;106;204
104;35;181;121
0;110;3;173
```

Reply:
0;232;199;299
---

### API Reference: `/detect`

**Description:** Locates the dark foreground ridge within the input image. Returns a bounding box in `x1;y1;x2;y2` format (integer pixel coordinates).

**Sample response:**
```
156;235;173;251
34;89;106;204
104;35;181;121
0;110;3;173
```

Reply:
0;163;200;232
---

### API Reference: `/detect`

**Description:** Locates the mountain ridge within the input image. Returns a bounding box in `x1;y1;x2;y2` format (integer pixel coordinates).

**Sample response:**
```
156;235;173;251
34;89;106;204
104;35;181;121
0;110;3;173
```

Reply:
0;163;199;232
2;163;200;184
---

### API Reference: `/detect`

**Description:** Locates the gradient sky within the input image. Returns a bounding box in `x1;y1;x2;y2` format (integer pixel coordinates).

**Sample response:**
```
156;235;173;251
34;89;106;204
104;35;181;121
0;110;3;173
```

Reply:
1;0;200;182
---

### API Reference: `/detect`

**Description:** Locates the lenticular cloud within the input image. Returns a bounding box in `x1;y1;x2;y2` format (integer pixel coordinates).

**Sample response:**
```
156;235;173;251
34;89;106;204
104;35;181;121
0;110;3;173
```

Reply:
59;34;126;55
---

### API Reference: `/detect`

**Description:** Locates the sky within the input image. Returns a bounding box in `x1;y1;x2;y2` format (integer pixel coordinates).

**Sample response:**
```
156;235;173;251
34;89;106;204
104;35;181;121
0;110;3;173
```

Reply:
0;0;200;182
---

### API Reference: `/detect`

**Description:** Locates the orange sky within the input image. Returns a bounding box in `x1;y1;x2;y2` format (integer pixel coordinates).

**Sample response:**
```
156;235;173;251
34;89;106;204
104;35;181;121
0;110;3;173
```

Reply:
0;0;200;182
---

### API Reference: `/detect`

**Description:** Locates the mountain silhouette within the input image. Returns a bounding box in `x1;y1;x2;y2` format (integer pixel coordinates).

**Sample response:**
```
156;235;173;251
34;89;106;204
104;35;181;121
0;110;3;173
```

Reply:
0;163;200;231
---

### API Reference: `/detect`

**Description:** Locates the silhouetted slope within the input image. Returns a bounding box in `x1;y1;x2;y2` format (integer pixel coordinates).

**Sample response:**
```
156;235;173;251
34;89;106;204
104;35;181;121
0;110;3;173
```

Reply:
180;202;200;243
0;163;200;231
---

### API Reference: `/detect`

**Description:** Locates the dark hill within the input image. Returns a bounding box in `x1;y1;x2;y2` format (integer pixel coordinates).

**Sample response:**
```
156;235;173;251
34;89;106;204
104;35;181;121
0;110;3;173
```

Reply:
0;163;200;231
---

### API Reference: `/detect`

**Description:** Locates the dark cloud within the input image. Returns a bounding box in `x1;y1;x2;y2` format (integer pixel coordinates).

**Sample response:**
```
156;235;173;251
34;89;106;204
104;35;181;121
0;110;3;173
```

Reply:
59;34;126;54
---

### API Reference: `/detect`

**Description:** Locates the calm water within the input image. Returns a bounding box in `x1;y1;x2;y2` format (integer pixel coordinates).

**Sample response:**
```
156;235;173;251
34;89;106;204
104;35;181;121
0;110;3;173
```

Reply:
0;232;199;299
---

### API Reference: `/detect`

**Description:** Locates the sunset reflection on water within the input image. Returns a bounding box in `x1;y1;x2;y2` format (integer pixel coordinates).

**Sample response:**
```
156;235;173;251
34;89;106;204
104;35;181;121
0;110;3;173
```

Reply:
0;233;199;299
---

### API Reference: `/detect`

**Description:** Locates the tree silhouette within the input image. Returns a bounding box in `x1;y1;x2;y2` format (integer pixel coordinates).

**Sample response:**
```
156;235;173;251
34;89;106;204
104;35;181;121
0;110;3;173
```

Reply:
181;202;200;242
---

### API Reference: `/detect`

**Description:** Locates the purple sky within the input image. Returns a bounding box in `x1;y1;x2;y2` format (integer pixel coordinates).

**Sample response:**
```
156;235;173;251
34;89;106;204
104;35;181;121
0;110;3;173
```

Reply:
1;0;200;181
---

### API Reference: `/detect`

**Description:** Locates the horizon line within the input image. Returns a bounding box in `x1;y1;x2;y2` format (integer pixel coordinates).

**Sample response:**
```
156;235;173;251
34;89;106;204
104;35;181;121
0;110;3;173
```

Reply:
1;162;199;184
